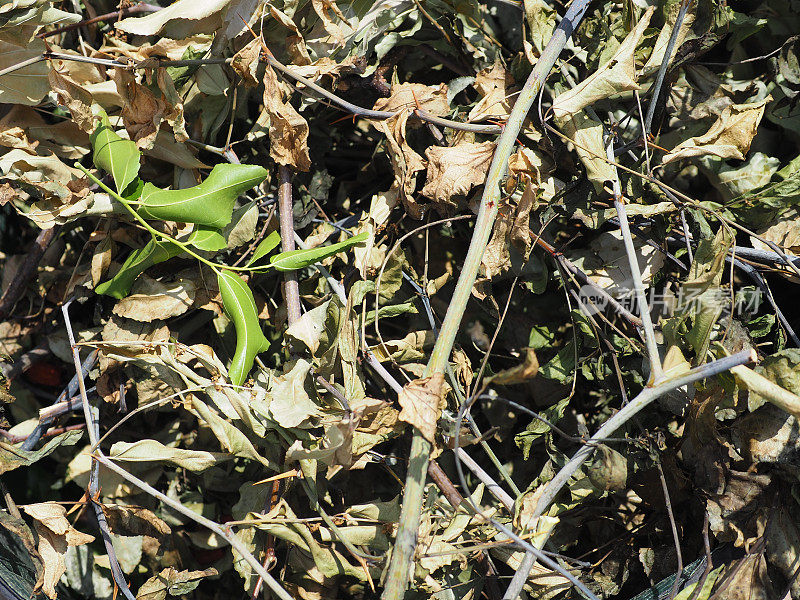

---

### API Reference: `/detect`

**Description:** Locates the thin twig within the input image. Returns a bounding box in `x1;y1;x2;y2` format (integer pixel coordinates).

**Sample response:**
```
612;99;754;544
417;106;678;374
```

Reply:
382;2;592;598
62;301;136;600
657;462;683;600
530;350;755;521
607;140;662;382
94;454;295;600
644;0;690;136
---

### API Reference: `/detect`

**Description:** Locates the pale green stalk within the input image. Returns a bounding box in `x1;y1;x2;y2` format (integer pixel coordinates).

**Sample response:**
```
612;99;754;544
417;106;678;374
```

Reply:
381;2;591;597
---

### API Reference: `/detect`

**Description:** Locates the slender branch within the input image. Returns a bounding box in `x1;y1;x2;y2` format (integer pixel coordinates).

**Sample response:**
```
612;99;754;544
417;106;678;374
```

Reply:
455;448;514;512
278;166;301;325
94;454;295;600
644;0;689;136
62;301;136;600
657;462;683;600
608;141;662;383
531;350;755;520
265;54;501;134
381;2;591;598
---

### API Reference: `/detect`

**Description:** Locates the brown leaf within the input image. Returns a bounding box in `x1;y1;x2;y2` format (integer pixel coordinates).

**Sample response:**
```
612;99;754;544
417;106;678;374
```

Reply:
468;62;514;122
373;82;449;117
48;69;95;133
550;8;653;120
101;504;171;538
90;236;114;287
113;68;187;150
231;37;261;87
487;348;539;385
112;276;197;322
262;63;311;171
398;374;445;444
22;503;95;599
374;112;426;218
421;141;495;212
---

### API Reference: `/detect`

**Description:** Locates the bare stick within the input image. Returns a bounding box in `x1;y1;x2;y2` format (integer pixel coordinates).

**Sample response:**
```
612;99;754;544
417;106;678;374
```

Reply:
456;447;515;512
381;2;591;598
62;301;136;600
278;166;301;325
644;0;689;136
657;462;683;600
607;141;663;382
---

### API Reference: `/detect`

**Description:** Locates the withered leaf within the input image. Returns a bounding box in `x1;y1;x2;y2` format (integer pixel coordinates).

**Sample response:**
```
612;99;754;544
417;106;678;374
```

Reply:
397;374;445;444
262;63;311;171
421;141;495;211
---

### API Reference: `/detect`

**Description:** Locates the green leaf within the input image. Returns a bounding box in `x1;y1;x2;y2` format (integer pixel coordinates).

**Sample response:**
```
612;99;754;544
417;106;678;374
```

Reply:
96;238;182;299
186;225;227;252
217;270;270;386
246;230;282;266
138;164;269;228
90;106;141;195
269;232;369;272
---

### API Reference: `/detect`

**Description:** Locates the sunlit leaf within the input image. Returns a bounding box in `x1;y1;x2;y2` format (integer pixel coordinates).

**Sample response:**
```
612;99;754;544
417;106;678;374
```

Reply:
217;270;270;386
90;106;141;195
95;238;182;299
269;232;369;271
137;163;268;228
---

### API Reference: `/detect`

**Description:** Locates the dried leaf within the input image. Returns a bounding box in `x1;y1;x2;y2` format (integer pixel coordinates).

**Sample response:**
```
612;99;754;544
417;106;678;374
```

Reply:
109;439;232;471
112;276;196;322
48;69;94;133
262;63;311;171
101;504;171;538
268;358;321;428
136;567;217;600
663;98;770;164
397;374;445;443
22;502;95;599
552;9;653;119
421;141;495;211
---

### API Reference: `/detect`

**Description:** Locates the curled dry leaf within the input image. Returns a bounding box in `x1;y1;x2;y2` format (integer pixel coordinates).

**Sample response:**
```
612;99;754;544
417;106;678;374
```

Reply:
22;502;95;599
662;98;770;164
48;68;95;133
113;68;187;150
468;61;514;122
397;373;445;444
421;141;495;212
262;63;311;171
373;83;450;218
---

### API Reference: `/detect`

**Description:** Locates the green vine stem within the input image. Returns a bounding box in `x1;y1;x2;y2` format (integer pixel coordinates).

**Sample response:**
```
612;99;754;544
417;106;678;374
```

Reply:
380;2;591;598
77;164;226;274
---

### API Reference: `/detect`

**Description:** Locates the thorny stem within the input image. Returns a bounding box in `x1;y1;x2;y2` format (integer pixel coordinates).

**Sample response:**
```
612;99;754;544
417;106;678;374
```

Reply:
381;1;591;598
